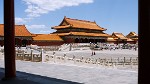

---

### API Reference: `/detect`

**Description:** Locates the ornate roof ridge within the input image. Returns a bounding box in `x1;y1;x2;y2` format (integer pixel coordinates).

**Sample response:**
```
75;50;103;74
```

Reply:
65;17;95;23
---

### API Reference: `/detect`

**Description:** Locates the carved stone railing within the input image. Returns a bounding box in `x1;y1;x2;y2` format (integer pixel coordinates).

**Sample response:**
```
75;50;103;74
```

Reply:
16;52;42;62
44;54;138;69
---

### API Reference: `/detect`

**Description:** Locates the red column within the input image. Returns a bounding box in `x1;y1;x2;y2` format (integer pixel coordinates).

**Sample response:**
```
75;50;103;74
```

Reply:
4;0;16;79
138;0;150;84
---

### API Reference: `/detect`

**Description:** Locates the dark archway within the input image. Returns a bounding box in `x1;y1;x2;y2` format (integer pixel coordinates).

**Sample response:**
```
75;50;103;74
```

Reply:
75;38;79;43
84;38;88;43
99;39;105;43
89;39;94;43
22;39;27;47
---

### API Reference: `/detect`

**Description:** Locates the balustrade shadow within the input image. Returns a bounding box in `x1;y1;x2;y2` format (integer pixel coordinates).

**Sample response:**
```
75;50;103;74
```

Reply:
0;68;83;84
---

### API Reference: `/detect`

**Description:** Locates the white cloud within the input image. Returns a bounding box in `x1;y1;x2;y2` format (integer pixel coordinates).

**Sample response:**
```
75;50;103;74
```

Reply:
15;17;27;24
39;30;52;33
15;17;32;24
23;0;94;18
26;24;47;29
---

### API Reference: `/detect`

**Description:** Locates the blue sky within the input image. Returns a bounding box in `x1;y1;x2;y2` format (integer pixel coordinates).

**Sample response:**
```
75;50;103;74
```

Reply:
0;0;138;35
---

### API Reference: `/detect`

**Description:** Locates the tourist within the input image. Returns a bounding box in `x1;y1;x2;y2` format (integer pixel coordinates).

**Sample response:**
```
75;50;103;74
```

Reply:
93;51;96;55
91;51;93;56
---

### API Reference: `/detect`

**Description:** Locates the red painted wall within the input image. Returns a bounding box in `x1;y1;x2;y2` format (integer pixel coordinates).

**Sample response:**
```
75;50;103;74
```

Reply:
32;41;64;46
65;38;74;43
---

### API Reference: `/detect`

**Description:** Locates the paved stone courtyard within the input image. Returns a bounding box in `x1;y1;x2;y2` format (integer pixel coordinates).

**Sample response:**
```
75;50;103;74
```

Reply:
0;49;138;84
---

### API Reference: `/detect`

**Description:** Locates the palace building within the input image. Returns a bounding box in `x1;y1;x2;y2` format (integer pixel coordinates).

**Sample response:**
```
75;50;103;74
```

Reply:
32;34;64;46
51;16;110;43
0;24;34;46
126;32;138;43
110;32;136;44
0;24;64;46
111;32;128;44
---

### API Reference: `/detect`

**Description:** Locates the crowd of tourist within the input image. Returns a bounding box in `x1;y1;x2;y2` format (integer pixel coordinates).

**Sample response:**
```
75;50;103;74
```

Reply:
90;43;138;51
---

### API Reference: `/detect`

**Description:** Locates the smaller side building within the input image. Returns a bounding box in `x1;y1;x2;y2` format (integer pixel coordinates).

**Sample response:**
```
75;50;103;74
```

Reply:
126;32;138;44
32;34;64;46
111;32;135;44
0;24;34;46
106;37;117;44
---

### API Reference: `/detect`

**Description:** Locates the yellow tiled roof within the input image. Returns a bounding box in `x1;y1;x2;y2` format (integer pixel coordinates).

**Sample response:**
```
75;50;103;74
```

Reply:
0;24;33;36
112;32;127;40
52;25;71;29
52;16;106;31
0;24;4;36
131;38;138;40
127;38;134;41
107;37;117;41
126;32;138;38
54;32;110;37
32;34;63;41
52;33;70;36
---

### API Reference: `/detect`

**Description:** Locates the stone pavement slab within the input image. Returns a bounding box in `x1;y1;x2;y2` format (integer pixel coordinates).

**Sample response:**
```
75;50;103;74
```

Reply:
0;69;82;84
0;59;138;84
